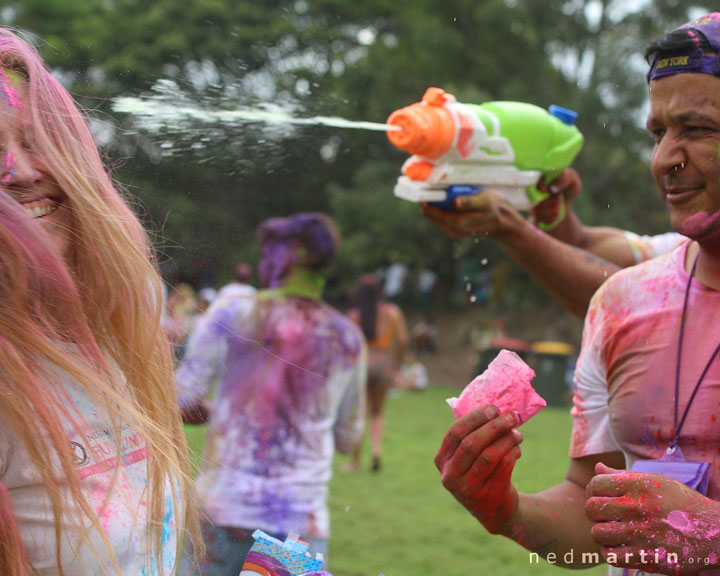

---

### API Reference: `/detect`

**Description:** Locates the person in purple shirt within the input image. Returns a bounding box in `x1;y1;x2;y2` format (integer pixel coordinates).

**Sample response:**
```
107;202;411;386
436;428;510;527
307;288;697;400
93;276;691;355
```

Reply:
177;213;367;576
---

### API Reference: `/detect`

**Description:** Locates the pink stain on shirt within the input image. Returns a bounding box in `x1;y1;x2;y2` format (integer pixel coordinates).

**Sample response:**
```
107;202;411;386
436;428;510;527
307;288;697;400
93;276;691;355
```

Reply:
570;242;720;500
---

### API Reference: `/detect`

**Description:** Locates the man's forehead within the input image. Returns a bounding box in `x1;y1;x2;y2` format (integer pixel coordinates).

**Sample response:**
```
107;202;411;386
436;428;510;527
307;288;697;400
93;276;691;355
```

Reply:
650;73;720;105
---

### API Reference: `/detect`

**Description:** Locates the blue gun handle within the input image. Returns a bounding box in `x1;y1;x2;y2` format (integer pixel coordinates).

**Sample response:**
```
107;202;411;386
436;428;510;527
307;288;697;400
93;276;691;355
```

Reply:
430;185;482;211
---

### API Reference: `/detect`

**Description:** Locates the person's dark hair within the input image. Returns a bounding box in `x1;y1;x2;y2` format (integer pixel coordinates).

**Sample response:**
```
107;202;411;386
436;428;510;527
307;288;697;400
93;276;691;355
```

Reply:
354;274;381;341
257;213;340;288
644;28;714;64
234;262;252;283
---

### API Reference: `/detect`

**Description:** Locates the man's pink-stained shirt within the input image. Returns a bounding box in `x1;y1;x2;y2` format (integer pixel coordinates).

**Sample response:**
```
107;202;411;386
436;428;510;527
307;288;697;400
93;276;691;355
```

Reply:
570;240;720;501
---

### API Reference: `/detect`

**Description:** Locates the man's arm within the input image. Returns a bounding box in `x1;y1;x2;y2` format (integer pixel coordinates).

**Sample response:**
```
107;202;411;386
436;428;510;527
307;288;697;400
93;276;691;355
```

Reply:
421;169;651;316
334;339;367;454
175;299;236;424
422;196;621;317
509;453;625;564
434;405;625;566
531;172;638;269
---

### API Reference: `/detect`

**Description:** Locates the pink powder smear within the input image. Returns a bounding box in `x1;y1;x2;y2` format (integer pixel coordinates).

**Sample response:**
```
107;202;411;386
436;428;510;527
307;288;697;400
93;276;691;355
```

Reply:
446;349;546;424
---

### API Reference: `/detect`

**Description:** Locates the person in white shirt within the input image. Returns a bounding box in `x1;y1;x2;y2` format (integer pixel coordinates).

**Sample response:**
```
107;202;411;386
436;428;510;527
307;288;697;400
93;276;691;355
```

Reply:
177;213;366;576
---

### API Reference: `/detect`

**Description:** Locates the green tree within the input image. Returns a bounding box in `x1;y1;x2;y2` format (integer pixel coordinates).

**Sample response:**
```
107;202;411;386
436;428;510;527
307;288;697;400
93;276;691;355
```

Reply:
2;0;710;295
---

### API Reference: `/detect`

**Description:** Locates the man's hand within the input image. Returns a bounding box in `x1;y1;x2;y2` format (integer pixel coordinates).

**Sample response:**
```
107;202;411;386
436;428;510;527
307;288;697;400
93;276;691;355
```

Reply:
434;405;523;534
531;168;582;230
420;189;525;240
420;168;582;239
586;463;720;575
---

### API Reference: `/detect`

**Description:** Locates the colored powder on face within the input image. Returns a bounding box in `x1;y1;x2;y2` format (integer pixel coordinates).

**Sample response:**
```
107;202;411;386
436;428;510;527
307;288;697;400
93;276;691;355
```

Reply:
2;150;16;183
0;69;22;109
680;210;720;237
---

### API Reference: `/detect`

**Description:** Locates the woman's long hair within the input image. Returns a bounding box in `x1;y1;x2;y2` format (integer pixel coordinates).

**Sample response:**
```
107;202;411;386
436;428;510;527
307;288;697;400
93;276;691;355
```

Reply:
354;275;381;342
0;29;201;575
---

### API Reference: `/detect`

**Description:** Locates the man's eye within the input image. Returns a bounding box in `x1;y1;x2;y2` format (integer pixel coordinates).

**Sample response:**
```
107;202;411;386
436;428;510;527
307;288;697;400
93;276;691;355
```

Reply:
651;129;665;143
686;125;712;135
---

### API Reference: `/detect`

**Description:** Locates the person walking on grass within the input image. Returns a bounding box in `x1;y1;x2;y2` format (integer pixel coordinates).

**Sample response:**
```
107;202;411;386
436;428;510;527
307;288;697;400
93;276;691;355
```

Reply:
177;213;366;575
345;274;409;473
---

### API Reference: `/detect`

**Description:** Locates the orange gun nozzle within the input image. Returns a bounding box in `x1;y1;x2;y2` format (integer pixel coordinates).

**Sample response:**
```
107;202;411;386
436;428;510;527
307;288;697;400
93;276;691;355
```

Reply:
403;161;434;181
386;101;455;158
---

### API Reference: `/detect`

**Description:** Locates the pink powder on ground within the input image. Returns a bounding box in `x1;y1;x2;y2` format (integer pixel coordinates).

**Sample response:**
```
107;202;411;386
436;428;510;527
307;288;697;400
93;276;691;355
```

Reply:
446;349;546;424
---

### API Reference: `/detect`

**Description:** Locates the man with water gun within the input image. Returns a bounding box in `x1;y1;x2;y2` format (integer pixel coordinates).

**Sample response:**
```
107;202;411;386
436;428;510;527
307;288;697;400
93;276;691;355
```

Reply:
434;12;720;576
385;88;683;316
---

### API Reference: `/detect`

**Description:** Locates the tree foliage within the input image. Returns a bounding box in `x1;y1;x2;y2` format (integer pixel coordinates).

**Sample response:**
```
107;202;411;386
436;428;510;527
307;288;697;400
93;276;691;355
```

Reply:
2;0;711;292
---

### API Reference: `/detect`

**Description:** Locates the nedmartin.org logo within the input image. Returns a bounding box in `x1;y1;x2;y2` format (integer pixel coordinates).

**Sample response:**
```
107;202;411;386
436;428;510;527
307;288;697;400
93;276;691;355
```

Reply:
530;549;717;568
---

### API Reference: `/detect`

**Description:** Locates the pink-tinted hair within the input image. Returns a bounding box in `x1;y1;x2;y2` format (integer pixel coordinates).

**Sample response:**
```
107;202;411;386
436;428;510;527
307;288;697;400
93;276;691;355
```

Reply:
0;28;201;574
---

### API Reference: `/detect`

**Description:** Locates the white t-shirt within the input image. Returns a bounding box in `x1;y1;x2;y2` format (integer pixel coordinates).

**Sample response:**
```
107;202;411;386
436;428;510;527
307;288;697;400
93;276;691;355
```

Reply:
176;290;366;539
571;241;720;576
216;282;257;300
623;231;686;264
382;263;408;298
0;361;177;575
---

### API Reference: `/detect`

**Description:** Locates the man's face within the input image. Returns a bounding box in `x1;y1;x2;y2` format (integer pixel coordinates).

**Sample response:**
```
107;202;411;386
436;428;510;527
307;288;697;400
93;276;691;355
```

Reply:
648;73;720;242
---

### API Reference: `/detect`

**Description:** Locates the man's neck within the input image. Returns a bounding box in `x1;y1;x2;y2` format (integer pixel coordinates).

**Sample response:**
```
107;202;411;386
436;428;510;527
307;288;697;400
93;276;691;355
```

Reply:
277;266;326;300
686;241;720;291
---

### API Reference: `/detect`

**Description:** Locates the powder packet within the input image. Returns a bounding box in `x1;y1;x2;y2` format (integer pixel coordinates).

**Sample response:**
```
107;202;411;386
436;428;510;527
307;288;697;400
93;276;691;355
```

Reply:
446;349;546;424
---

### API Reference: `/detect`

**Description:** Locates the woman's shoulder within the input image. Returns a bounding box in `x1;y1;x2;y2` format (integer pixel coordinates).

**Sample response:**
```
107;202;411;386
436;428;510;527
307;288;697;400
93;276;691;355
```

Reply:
379;301;404;318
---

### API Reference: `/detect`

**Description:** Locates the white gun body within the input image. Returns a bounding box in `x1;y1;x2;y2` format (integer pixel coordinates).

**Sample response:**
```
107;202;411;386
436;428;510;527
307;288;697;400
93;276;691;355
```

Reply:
393;102;542;210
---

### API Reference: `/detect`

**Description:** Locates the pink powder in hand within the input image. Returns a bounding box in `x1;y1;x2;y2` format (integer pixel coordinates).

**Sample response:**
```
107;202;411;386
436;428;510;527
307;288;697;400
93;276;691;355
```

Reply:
446;349;546;424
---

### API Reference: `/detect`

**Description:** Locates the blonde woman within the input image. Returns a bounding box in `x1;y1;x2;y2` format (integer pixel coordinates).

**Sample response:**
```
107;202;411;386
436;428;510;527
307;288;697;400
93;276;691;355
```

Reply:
0;29;201;575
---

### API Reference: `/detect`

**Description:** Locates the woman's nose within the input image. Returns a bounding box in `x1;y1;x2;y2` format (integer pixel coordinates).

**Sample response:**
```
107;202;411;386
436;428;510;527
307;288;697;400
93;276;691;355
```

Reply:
1;147;40;187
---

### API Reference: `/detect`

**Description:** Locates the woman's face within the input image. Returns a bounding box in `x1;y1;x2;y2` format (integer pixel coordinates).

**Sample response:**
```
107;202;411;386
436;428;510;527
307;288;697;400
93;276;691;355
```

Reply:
0;70;75;262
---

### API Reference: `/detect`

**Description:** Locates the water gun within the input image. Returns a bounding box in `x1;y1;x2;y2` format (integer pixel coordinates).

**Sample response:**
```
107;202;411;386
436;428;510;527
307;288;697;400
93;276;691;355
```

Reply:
385;87;584;216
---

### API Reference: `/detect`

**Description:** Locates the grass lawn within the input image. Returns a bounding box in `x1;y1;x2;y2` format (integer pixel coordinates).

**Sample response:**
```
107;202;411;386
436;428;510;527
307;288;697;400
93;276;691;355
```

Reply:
184;387;607;576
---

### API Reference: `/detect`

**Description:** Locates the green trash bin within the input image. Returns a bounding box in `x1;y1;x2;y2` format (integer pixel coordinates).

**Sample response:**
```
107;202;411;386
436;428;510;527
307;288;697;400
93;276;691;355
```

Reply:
529;341;575;406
